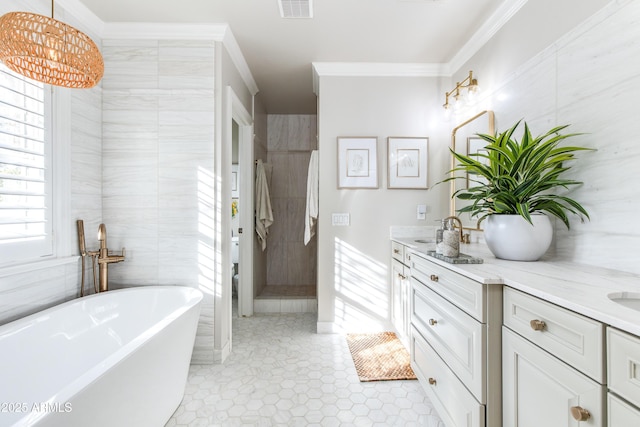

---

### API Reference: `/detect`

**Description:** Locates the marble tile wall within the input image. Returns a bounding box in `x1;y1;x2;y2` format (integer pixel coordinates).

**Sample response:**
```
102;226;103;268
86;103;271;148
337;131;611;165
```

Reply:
101;39;216;363
266;115;318;288
468;0;640;275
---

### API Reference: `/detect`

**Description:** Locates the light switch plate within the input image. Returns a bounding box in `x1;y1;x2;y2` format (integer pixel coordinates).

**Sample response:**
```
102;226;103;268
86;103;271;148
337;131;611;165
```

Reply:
332;213;350;226
417;204;427;220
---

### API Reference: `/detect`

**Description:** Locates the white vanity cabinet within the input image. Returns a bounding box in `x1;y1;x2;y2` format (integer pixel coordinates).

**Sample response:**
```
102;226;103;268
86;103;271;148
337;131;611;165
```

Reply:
503;287;606;427
409;252;502;427
607;327;640;426
391;241;411;347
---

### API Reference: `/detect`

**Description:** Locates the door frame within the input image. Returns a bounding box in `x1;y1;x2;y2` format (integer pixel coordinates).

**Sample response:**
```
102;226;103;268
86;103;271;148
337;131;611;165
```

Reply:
228;86;254;318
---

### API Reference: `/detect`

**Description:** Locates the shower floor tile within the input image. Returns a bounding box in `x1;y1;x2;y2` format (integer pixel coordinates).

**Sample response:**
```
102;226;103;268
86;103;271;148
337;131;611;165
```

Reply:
165;308;444;427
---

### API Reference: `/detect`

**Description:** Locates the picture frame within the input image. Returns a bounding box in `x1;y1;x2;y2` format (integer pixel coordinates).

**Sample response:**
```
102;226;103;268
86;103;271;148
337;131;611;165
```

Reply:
337;137;378;189
387;137;429;189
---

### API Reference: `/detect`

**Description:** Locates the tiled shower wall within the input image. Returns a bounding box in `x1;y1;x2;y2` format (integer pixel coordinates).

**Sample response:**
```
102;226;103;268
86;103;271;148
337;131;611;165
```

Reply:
266;115;317;288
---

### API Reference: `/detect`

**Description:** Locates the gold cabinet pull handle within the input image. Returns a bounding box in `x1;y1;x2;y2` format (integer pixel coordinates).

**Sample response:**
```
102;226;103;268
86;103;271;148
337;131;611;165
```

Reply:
428;377;437;385
529;319;546;331
393;249;400;254
399;273;407;280
428;318;438;326
430;274;439;282
570;406;591;421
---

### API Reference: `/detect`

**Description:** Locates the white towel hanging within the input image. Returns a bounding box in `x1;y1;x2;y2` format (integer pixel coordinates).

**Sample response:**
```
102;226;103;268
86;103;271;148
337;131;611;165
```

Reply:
255;159;273;251
304;150;319;245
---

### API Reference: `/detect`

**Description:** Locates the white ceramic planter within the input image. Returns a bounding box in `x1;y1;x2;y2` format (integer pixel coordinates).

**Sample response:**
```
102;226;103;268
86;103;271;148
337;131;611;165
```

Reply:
483;214;553;261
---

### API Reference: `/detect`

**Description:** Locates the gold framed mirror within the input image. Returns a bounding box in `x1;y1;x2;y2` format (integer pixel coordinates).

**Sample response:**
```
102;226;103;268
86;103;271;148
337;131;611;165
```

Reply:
450;110;495;230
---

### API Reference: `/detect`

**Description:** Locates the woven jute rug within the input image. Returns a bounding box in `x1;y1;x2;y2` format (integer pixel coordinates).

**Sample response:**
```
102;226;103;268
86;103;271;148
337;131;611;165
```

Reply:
346;332;417;382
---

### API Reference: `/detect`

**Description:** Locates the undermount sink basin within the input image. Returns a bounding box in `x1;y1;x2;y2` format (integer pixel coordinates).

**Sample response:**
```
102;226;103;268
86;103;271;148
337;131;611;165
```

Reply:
607;292;640;311
414;239;432;244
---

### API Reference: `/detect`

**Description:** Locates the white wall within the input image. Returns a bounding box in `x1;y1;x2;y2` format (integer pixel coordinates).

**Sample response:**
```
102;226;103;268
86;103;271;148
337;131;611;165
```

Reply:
457;0;640;275
316;75;450;333
214;42;255;361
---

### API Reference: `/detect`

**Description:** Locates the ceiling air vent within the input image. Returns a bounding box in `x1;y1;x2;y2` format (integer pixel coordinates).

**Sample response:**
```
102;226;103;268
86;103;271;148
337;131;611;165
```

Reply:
278;0;313;18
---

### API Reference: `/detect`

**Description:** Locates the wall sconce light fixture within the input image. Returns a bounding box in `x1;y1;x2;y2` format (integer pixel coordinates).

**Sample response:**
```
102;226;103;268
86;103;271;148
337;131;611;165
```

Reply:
443;70;479;111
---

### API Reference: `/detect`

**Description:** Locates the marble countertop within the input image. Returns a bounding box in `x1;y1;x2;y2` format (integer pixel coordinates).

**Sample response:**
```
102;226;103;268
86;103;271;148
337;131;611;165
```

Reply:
392;236;640;337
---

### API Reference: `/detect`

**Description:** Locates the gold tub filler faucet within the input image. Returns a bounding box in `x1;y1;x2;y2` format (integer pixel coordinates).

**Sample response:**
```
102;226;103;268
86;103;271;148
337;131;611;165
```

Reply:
76;220;126;295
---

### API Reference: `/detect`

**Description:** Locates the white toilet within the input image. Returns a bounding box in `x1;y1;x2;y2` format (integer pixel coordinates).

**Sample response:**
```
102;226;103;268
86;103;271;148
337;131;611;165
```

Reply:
231;236;239;264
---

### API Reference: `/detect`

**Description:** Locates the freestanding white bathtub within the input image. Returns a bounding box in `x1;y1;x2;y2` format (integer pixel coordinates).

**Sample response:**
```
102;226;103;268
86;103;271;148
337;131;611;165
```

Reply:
0;286;203;427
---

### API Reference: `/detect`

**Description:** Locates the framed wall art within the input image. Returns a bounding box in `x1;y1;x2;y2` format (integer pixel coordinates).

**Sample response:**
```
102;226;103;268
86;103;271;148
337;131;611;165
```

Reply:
337;137;378;189
387;137;429;189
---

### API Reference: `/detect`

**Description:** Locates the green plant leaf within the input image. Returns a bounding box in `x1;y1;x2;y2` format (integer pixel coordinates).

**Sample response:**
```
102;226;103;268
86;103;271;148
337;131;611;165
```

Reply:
437;120;594;229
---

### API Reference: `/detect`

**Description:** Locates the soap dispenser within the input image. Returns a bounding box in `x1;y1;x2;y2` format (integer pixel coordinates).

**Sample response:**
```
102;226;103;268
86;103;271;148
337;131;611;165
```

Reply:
435;219;446;255
442;218;460;258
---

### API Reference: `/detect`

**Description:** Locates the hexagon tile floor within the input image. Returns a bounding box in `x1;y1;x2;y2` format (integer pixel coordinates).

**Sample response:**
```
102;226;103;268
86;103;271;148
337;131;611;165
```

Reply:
165;307;445;427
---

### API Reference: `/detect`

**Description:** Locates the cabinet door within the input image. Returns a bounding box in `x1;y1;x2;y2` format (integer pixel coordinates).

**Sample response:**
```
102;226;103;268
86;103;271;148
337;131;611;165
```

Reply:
391;259;405;337
503;327;605;427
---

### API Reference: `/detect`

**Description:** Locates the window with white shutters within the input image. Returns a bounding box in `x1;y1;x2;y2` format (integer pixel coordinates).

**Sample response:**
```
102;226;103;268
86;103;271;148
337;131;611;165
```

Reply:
0;63;53;263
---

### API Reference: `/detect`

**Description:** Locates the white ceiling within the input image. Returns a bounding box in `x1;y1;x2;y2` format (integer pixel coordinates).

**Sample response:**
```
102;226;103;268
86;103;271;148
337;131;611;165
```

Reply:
76;0;508;114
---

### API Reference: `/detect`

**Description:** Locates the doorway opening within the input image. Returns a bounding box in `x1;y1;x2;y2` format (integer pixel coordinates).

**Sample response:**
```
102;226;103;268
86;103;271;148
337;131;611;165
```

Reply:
229;89;254;320
253;114;318;313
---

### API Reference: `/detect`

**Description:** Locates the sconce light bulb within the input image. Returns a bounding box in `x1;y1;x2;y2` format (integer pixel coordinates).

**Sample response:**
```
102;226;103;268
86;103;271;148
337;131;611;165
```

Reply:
443;105;452;120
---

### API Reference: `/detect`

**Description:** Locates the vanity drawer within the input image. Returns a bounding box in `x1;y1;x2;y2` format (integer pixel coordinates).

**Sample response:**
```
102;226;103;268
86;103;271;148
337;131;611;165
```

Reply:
608;327;640;405
410;253;485;322
391;241;405;263
608;393;640;426
503;287;604;382
412;280;486;402
411;326;485;427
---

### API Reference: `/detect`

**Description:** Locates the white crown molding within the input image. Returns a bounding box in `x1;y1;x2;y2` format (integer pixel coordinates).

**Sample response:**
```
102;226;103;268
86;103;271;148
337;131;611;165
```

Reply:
102;22;259;96
222;27;259;96
312;0;528;92
312;62;445;77
53;1;258;97
53;0;526;103
311;62;446;94
448;0;528;73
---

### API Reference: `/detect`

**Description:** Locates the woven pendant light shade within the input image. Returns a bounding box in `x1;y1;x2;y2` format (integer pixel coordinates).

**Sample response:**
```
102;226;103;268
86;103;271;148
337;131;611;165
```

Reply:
0;11;104;88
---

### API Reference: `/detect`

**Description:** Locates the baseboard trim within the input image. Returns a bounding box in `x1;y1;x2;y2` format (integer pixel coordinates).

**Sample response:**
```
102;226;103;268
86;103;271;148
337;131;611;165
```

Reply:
317;321;341;334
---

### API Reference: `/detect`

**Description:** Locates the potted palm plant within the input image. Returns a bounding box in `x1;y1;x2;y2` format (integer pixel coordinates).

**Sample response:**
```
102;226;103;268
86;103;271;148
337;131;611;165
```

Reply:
445;120;593;261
